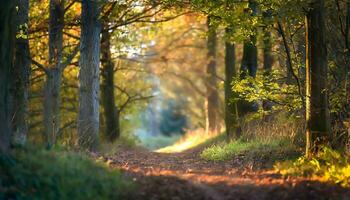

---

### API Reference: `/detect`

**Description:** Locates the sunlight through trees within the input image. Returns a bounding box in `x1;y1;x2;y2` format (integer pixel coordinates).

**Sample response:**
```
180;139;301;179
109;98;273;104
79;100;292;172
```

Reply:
0;0;349;199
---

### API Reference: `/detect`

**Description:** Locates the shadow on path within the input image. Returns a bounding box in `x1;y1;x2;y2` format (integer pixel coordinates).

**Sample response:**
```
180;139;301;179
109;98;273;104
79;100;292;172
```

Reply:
105;147;350;200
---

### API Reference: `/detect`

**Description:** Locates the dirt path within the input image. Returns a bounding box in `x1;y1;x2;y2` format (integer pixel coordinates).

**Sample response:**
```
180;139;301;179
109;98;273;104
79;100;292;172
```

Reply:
105;147;349;200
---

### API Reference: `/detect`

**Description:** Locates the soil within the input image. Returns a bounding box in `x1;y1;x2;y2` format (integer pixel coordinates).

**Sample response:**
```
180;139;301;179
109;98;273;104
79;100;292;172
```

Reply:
103;146;350;200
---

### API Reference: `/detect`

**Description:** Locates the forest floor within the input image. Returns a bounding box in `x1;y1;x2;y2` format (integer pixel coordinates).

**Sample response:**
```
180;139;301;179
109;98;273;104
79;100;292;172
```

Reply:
104;145;350;200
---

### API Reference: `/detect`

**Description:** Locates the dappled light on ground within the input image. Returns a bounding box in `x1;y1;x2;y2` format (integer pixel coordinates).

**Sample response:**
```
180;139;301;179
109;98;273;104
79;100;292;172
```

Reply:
105;147;350;200
155;129;219;153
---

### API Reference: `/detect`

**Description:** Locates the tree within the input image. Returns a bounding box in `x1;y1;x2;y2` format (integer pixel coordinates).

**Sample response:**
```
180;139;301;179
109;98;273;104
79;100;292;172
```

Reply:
262;12;273;111
238;1;258;116
99;1;181;142
205;16;220;134
224;28;238;139
101;20;120;142
43;0;65;147
240;40;258;80
78;0;101;150
10;0;30;146
305;0;331;157
0;0;15;153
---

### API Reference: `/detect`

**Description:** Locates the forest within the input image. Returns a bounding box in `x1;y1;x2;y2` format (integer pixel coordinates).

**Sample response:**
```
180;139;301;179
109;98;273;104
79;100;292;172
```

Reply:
0;0;350;199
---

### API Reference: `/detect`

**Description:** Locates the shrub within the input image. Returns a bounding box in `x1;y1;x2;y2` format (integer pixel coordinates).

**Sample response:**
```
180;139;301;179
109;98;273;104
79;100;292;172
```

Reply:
274;147;350;187
0;147;132;199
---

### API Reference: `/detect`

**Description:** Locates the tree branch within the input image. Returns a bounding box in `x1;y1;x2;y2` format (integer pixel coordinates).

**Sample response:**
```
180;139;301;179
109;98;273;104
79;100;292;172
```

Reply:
277;20;304;103
61;44;80;70
30;58;49;75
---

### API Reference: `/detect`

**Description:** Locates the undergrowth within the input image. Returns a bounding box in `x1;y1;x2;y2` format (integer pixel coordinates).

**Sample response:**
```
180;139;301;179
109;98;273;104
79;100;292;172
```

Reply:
274;147;350;187
201;113;302;162
0;146;132;199
201;137;298;162
99;132;139;155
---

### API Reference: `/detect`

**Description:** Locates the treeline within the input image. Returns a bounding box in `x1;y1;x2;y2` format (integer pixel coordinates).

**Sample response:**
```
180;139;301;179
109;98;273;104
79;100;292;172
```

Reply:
193;0;350;156
0;0;170;152
0;0;349;158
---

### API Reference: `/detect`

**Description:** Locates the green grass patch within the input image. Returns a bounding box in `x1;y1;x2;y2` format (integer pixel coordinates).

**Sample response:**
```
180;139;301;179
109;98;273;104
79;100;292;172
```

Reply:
201;137;298;162
274;147;350;187
0;147;132;199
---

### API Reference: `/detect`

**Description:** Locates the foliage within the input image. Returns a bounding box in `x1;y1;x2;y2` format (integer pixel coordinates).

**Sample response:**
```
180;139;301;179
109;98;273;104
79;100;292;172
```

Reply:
231;70;303;113
0;147;133;199
274;147;350;187
20;0;350;153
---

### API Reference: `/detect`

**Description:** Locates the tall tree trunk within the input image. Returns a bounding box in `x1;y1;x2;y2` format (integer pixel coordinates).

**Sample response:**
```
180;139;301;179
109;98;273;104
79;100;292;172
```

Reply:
224;29;239;139
44;69;62;147
238;1;259;116
10;0;30;146
241;1;258;79
262;29;273;111
238;38;258;116
345;0;350;54
305;0;331;157
240;41;258;79
101;22;120;142
44;0;64;147
0;1;15;153
78;0;101;150
205;16;219;134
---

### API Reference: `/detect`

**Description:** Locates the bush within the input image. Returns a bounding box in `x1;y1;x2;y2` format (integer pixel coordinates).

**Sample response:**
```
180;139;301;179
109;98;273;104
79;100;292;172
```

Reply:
0;147;132;199
274;147;350;187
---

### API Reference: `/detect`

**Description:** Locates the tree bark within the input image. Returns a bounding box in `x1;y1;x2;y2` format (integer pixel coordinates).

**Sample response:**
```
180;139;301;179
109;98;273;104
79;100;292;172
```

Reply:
305;0;331;157
44;0;65;147
262;28;273;111
10;0;30;146
240;40;258;79
205;16;220;134
240;1;258;79
238;38;258;116
101;22;120;142
345;0;350;54
238;1;259;116
78;0;101;150
0;1;15;153
224;29;239;139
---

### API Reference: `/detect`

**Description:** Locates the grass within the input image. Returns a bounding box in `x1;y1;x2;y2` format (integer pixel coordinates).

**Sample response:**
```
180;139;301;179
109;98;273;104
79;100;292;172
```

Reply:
201;137;298;162
99;132;139;156
0;146;133;200
201;113;304;162
274;147;350;187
